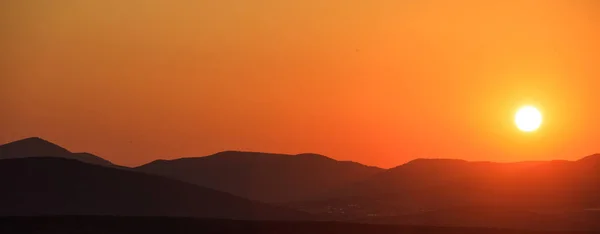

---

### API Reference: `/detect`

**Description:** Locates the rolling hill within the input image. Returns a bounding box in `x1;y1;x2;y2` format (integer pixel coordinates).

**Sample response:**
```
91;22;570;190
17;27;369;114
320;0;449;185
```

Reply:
286;156;600;229
0;157;311;220
136;151;382;202
0;137;114;167
348;157;600;211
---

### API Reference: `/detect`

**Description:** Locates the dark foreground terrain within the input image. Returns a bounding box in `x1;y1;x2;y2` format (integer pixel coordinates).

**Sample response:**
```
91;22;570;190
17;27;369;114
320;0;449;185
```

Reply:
0;216;596;234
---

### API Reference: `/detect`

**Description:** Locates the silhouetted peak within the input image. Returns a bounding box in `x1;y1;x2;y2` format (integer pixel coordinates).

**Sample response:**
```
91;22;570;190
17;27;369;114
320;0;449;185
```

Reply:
405;158;468;166
142;151;291;166
211;151;284;157
147;159;170;164
204;151;292;163
295;153;335;161
19;137;44;142
5;137;60;147
136;150;383;203
209;151;340;163
0;137;115;167
577;154;600;164
0;137;71;158
391;158;469;170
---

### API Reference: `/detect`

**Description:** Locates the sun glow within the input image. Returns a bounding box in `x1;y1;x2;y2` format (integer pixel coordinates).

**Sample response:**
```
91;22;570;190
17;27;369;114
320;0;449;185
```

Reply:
515;106;543;132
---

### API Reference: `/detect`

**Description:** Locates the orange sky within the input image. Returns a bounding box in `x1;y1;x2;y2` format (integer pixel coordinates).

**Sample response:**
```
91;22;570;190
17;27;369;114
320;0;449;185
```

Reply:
1;0;599;168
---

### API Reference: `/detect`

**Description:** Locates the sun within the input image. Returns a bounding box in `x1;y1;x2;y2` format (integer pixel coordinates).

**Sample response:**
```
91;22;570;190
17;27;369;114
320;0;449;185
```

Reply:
515;106;542;132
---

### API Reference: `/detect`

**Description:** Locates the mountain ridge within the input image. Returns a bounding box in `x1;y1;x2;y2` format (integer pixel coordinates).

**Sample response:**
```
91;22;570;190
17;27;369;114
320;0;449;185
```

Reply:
0;137;114;167
0;157;312;220
287;154;600;223
136;150;383;202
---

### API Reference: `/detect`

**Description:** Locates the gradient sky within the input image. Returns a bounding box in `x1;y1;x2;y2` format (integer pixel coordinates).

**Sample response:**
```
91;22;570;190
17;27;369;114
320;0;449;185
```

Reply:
1;0;599;167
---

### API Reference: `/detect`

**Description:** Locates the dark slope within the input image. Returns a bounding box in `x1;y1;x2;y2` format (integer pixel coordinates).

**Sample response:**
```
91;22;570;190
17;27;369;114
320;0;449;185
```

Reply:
0;137;114;166
71;152;114;167
0;157;311;220
136;151;382;202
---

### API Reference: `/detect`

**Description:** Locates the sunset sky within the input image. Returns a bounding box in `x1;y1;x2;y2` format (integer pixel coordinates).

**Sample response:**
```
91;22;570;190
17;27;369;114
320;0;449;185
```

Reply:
1;0;599;167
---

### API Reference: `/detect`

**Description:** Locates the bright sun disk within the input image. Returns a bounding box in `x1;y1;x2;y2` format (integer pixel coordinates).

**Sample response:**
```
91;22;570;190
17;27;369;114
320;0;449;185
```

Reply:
515;106;542;132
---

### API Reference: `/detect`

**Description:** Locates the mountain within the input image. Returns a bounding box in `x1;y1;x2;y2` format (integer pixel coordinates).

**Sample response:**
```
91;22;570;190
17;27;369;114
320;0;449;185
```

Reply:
0;137;114;166
286;156;600;227
136;151;383;202
0;157;311;220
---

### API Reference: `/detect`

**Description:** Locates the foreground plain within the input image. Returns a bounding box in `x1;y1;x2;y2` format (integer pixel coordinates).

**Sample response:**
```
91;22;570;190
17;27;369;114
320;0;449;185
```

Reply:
0;216;597;234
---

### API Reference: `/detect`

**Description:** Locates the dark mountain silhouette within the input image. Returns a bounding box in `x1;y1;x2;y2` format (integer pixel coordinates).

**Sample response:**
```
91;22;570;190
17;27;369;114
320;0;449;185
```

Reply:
136;151;382;202
576;154;600;168
3;136;599;230
287;156;600;230
345;156;599;210
0;157;311;220
0;137;114;166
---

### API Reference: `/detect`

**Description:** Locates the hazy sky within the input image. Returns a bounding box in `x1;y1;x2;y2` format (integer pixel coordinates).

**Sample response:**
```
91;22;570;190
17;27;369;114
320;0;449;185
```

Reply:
1;0;599;167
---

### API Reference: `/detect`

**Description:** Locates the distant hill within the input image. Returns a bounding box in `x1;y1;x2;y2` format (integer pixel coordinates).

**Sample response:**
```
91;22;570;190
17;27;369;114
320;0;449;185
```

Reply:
0;157;311;220
136;151;383;202
0;137;114;167
355;157;600;211
4;136;600;230
287;156;600;229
